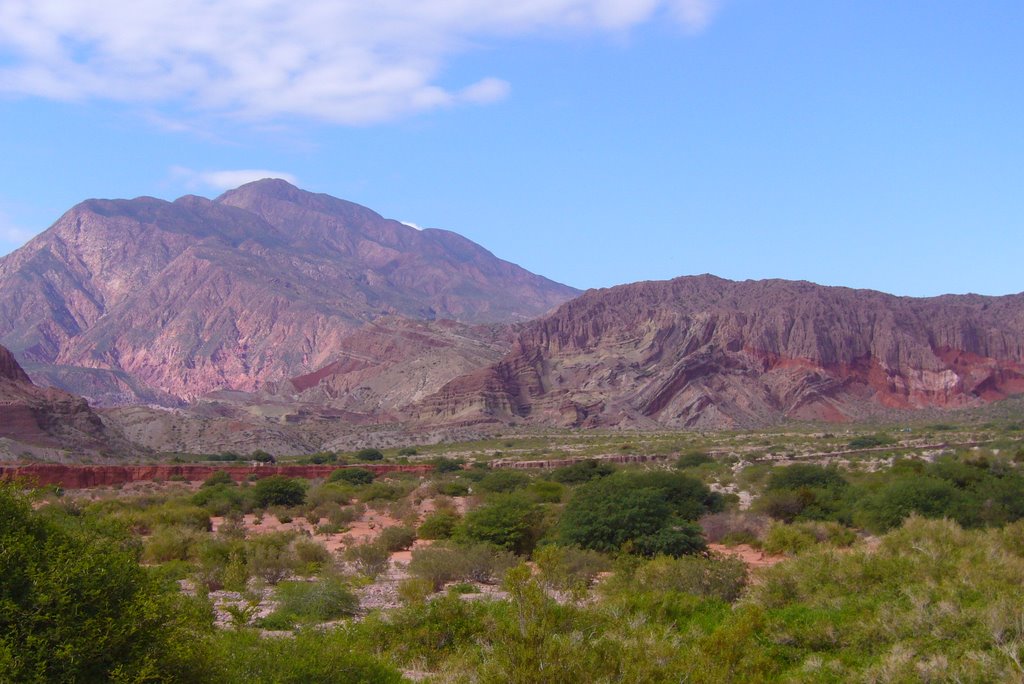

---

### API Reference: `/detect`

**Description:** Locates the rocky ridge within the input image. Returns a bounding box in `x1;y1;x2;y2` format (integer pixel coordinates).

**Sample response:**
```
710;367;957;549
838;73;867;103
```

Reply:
414;276;1024;428
0;344;129;456
0;179;578;404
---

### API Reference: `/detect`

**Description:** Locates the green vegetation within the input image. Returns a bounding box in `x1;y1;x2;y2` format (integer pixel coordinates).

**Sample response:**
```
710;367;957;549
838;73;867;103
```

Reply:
8;417;1024;681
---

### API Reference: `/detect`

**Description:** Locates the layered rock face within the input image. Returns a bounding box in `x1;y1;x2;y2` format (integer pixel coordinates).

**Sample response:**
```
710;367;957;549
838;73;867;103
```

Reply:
0;462;431;489
0;344;123;452
270;317;514;415
415;276;1024;428
0;180;578;404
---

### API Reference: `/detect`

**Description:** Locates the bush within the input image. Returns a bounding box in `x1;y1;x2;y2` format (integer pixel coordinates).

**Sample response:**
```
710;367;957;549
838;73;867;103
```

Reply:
249;532;298;584
847;433;896;449
677;450;713;469
202;470;235;488
548;459;616;485
559;472;719;556
418;510;460;540
627;554;748;602
209;629;402;683
269;575;359;623
0;485;209;681
329;467;376;486
345;542;391;578
192;483;247;515
525;480;564;503
477;470;531;493
143;525;203;563
408;543;517;590
765;464;848;492
437;480;471;497
378;525;416;552
534;545;611;591
762;523;817;555
699;512;769;544
252;476;306;508
356;448;385;462
431;457;464;473
455;494;544;555
398;446;419;457
854;477;962;532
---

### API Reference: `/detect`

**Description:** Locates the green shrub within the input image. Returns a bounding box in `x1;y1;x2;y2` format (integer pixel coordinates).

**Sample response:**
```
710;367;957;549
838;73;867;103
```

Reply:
854;476;962;532
329;468;375;486
0;486;210;682
559;472;718;556
431;457;464;473
534;545;611;591
408;543;516;590
437;480;471;497
677;450;713;468
765;464;848;492
249;532;298;584
455;494;544;555
548;459;616;484
143;525;203;563
292;537;332;574
270;575;359;623
202;470;235;488
378;525;416;552
477;470;531;493
209;629;402;683
356;448;385;462
345;542;391;578
252;476;306;508
398;446;419;457
847;433;896;449
762;523;817;555
418;510;460;539
192;483;248;516
626;554;748;602
525;480;564;503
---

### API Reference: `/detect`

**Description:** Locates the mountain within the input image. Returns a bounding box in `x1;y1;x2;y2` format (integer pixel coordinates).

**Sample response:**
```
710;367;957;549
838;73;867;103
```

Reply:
0;180;578;404
0;344;129;458
414;275;1024;428
268;317;513;416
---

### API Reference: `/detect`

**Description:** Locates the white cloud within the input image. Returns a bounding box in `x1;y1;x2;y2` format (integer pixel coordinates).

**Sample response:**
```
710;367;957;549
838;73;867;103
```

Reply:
171;166;299;191
0;210;35;250
400;221;424;231
0;1;720;125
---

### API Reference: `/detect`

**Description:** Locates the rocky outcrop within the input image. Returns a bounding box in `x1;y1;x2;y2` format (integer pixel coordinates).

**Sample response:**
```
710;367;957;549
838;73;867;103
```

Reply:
415;276;1024;428
269;317;514;415
0;462;432;489
0;179;578;404
0;344;128;453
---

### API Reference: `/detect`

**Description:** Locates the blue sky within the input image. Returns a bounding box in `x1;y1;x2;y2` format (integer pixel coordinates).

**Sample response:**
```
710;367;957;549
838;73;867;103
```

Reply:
0;1;1021;297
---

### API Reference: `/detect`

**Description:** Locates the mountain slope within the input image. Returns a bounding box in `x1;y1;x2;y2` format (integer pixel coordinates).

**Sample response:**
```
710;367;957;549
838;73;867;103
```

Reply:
0;180;578;403
415;275;1024;428
0;344;130;458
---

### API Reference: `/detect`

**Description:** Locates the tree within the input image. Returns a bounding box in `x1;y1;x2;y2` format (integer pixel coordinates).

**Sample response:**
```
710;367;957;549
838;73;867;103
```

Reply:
0;486;209;681
559;472;717;556
329;467;376;486
252;476;306;508
456;495;544;555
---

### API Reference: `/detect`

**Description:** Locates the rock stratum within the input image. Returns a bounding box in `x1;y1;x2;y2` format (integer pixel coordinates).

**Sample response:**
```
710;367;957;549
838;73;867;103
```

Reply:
415;276;1024;429
0;344;129;454
0;179;577;405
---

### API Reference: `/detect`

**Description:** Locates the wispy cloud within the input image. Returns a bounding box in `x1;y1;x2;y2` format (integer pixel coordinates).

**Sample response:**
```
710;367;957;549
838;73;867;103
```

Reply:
0;210;35;250
170;167;299;191
0;1;720;125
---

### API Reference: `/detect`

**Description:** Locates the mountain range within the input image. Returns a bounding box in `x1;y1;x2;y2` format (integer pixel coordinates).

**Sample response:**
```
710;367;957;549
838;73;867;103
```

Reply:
1;180;1022;457
0;179;577;405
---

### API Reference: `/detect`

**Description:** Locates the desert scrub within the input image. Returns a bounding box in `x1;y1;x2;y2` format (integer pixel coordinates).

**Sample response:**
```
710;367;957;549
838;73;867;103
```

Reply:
263;575;359;625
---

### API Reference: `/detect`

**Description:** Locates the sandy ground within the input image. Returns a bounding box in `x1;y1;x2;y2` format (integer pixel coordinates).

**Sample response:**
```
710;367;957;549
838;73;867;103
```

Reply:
708;542;784;570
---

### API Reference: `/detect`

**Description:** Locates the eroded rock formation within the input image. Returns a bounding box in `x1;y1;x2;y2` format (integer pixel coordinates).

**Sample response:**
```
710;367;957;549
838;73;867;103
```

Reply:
0;179;577;404
415;276;1024;428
